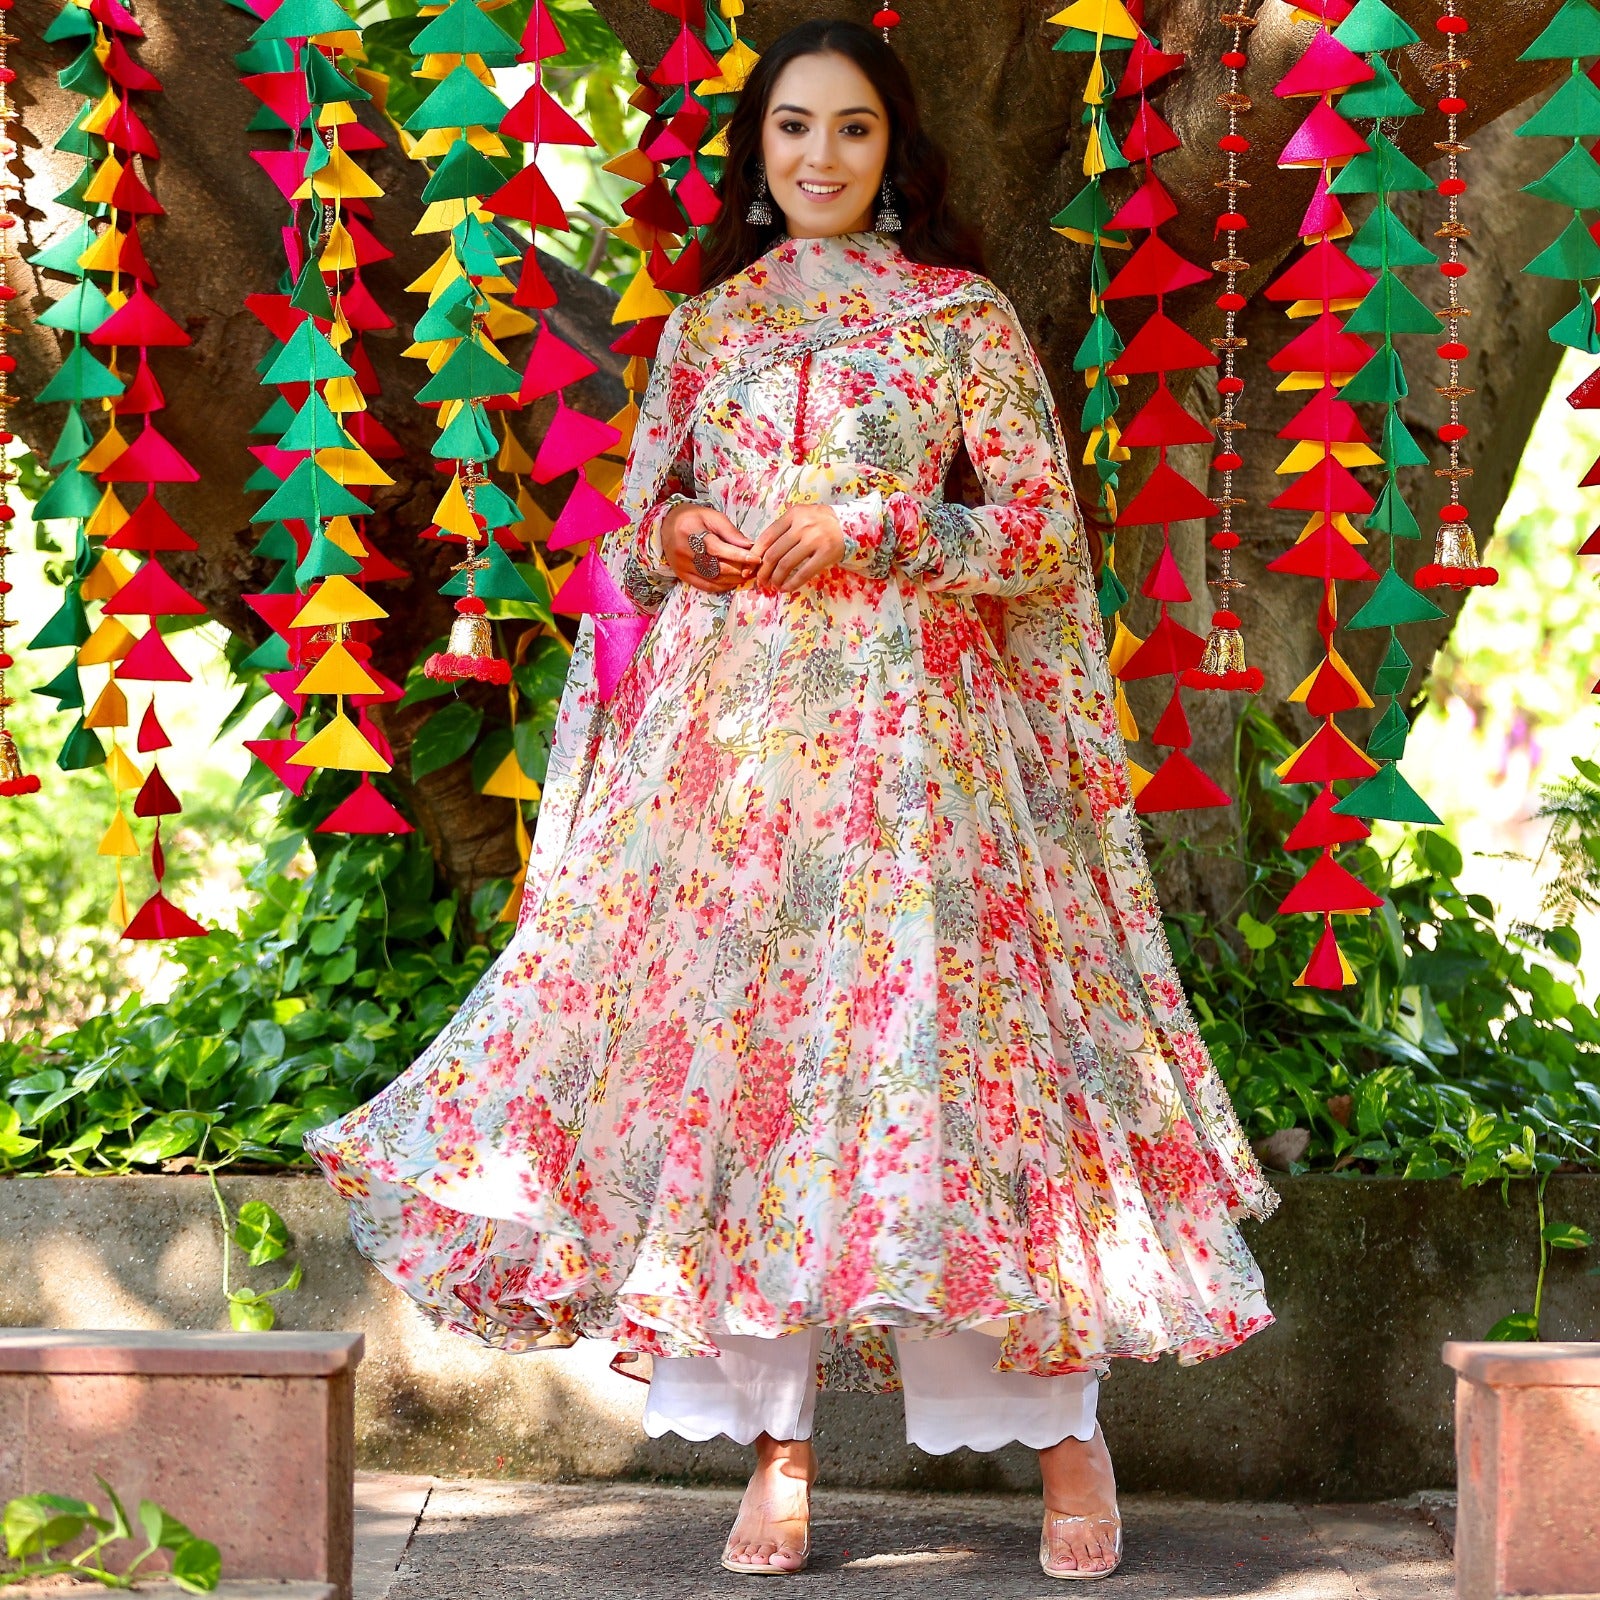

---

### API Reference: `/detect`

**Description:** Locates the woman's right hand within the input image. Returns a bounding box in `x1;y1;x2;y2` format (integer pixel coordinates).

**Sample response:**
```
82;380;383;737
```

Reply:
661;501;762;594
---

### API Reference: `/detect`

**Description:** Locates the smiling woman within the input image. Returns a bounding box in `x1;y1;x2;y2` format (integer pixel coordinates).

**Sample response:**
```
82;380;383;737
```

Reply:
304;16;1279;1589
760;55;891;237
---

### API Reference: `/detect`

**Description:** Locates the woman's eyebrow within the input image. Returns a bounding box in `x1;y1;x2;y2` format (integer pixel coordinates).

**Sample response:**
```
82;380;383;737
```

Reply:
769;104;882;117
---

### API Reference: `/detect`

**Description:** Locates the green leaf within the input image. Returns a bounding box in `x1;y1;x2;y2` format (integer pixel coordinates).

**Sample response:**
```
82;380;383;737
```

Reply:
138;1499;193;1553
1237;912;1277;952
242;1019;287;1066
4;1494;99;1559
234;1201;291;1266
1486;1312;1540;1342
1542;1221;1594;1250
321;948;358;986
227;1290;277;1332
166;1038;237;1091
170;1537;223;1593
0;1105;40;1160
409;701;484;781
123;1113;206;1167
94;1476;132;1544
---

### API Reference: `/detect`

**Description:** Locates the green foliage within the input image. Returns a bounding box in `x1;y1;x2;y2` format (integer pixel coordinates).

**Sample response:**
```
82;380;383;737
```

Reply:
0;836;512;1176
1483;1170;1596;1341
211;1182;303;1332
1163;707;1600;1184
2;1477;219;1591
1533;753;1600;927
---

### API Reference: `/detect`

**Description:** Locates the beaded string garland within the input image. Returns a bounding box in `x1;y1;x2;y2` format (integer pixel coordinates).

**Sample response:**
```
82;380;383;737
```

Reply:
1261;2;1386;991
231;0;414;837
1516;0;1600;677
31;0;211;937
1184;3;1266;699
1321;0;1447;836
0;2;32;799
1101;22;1234;815
1416;0;1492;592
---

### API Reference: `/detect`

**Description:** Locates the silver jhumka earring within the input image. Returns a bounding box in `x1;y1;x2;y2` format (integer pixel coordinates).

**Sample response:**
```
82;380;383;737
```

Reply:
874;174;902;232
745;162;774;226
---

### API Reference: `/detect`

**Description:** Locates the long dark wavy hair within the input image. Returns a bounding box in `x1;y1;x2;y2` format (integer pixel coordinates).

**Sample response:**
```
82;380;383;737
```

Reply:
697;18;986;289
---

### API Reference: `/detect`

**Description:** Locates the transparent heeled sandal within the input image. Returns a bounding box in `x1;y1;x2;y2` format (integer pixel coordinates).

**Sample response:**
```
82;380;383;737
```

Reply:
1039;1508;1123;1580
720;1480;813;1577
720;1525;811;1576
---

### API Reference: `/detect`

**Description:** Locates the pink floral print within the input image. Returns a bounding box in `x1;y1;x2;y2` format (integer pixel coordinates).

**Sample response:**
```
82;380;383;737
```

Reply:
305;231;1278;1394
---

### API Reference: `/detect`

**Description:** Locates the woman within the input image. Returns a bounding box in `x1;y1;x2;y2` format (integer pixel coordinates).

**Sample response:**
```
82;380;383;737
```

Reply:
306;16;1279;1583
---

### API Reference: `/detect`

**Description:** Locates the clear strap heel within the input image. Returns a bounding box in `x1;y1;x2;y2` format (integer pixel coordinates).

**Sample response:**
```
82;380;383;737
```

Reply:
1039;1509;1123;1580
720;1526;811;1576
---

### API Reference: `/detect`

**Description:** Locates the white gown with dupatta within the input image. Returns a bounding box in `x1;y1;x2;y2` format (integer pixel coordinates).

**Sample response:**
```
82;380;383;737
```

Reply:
306;230;1279;1393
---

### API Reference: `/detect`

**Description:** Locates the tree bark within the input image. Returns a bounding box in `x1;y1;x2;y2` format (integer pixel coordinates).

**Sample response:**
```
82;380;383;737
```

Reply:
11;0;1572;910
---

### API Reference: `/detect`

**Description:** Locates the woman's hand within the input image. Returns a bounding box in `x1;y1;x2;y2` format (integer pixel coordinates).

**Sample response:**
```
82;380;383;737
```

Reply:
752;502;845;592
661;501;762;594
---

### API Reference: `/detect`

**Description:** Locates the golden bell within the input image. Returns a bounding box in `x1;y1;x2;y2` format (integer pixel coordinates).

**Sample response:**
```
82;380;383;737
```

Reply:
0;728;21;785
446;611;494;660
1199;625;1247;678
1431;523;1480;569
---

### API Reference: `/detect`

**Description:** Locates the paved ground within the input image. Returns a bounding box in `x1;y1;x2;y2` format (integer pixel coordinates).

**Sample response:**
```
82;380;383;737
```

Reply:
353;1474;1457;1600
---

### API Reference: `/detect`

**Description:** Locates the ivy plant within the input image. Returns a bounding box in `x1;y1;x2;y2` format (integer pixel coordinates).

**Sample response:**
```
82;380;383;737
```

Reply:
0;835;511;1176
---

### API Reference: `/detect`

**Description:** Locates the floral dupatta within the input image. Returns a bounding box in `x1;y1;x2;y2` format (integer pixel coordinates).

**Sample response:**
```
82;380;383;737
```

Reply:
523;231;1279;1227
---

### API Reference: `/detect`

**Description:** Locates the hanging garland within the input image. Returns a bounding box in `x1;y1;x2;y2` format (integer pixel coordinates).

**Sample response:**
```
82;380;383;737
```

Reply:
30;0;211;938
1183;2;1266;699
0;1;33;799
399;0;545;688
231;0;412;837
28;0;129;791
1416;0;1493;591
1048;0;1140;611
1321;0;1447;835
1517;0;1600;689
1101;23;1234;815
484;0;623;916
1261;4;1386;991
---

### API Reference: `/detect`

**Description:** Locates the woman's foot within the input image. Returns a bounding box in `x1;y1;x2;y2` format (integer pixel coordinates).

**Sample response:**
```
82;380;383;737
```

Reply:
1038;1421;1122;1578
721;1433;816;1574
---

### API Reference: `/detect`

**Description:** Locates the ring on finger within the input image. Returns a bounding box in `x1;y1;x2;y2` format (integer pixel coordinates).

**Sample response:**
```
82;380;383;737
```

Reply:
687;528;721;580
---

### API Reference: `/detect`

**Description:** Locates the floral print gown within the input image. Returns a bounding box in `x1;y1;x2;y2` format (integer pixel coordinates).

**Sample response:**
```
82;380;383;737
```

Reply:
306;230;1278;1392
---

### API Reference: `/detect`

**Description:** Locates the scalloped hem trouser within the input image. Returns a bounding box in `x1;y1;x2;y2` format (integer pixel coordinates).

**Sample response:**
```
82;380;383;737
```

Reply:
642;1328;1099;1454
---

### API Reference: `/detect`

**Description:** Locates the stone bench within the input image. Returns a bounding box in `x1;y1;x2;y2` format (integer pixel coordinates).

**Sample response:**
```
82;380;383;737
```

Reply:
1444;1340;1600;1600
0;1331;362;1600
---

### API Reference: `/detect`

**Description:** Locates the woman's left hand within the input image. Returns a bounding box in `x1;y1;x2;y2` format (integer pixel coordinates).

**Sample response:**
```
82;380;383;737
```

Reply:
752;502;845;592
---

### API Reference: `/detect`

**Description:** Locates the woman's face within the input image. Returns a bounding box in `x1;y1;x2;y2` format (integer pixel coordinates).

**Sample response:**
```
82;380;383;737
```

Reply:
760;51;890;238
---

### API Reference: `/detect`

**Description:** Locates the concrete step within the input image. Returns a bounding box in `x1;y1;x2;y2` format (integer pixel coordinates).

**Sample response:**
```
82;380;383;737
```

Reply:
4;1584;335;1598
353;1476;1455;1600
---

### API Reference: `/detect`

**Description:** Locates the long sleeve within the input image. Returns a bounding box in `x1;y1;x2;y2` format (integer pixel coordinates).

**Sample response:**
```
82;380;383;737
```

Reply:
833;293;1088;598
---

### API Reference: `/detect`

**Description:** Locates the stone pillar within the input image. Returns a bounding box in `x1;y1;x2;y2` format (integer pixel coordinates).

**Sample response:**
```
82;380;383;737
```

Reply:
0;1330;363;1599
1443;1340;1600;1600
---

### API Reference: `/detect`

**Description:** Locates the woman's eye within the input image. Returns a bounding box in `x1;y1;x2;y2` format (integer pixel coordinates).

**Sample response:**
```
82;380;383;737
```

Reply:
842;124;868;136
779;120;807;134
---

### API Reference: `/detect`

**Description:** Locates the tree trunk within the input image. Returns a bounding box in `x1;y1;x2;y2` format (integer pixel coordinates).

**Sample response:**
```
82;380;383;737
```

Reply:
11;0;1570;911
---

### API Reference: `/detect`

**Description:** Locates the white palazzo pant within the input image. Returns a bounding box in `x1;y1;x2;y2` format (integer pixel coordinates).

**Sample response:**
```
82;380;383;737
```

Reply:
644;1329;1099;1455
